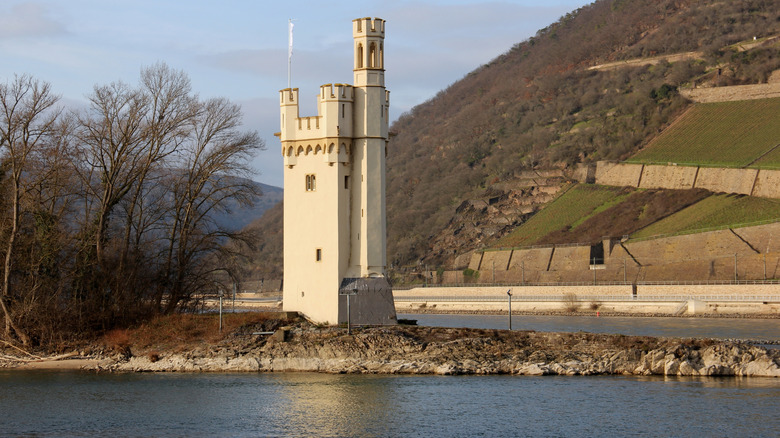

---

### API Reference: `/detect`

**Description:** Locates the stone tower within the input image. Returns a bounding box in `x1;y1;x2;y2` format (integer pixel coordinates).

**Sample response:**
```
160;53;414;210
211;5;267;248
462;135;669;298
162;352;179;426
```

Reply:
277;17;397;325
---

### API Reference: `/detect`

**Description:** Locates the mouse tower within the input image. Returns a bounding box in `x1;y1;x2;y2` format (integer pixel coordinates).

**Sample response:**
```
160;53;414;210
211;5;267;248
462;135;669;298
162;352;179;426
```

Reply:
278;18;396;325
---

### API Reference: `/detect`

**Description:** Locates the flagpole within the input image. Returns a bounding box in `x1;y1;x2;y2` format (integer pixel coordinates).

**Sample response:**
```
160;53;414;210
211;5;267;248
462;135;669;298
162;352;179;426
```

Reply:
288;18;294;89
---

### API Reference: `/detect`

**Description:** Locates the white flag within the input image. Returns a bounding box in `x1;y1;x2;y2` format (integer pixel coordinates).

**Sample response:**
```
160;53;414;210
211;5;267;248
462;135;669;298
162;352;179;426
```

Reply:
288;20;294;59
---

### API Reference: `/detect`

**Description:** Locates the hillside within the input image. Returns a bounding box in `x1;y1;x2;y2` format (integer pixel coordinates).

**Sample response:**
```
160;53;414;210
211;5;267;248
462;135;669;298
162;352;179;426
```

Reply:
241;0;780;282
628;97;780;167
385;0;780;269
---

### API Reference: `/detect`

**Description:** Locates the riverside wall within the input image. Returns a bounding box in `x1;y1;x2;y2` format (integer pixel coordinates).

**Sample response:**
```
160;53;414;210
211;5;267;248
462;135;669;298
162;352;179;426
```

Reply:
457;222;780;286
583;161;780;198
393;284;780;315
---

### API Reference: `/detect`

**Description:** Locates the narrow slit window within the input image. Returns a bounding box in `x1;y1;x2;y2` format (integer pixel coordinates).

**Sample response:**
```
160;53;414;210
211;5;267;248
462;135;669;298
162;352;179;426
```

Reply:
315;248;322;262
344;175;350;189
305;174;316;191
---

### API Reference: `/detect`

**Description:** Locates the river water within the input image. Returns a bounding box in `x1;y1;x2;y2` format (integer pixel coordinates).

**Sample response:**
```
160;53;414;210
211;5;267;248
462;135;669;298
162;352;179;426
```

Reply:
1;370;779;437
3;315;779;436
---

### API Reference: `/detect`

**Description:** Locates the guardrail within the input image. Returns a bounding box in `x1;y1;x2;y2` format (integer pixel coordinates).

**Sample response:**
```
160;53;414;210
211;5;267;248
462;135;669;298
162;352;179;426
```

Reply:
391;279;780;290
393;295;780;302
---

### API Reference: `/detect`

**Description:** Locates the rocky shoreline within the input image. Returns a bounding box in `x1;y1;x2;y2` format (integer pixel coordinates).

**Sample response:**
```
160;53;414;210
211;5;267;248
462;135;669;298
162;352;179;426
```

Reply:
5;321;777;377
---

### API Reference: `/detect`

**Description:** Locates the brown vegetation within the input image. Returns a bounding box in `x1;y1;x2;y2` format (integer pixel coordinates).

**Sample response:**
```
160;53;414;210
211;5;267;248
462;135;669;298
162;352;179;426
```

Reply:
0;64;264;347
383;0;780;268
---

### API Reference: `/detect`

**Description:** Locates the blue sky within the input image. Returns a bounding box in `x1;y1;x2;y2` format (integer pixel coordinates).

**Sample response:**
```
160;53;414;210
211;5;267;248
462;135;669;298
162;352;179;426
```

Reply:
0;0;589;187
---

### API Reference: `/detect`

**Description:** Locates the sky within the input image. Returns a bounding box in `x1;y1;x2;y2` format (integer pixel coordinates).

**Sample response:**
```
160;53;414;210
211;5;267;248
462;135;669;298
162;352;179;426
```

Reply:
0;0;590;187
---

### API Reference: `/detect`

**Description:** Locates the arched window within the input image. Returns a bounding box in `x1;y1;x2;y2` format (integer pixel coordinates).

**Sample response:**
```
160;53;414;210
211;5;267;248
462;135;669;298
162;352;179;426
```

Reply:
369;42;377;68
287;146;294;156
305;145;313;155
296;146;304;156
356;43;364;68
305;174;316;192
315;145;322;154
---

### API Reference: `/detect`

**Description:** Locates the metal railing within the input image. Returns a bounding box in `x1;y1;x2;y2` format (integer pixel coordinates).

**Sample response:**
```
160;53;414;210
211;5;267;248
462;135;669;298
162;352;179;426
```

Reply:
392;279;780;290
393;295;780;303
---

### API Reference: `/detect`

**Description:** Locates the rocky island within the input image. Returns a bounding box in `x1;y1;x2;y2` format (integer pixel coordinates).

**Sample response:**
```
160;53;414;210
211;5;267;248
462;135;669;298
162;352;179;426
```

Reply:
3;313;777;377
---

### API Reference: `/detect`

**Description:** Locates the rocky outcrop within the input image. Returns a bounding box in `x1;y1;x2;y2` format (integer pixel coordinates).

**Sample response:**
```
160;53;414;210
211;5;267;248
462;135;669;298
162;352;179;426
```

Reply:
106;325;780;377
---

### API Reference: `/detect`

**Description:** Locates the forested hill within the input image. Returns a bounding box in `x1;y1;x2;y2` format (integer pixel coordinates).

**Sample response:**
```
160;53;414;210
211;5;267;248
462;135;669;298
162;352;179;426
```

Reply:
385;0;780;267
245;0;780;279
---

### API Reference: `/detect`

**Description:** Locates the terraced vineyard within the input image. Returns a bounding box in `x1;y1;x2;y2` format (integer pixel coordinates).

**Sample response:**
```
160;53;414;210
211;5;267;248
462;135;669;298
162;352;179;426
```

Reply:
630;194;780;239
628;97;780;168
494;185;631;248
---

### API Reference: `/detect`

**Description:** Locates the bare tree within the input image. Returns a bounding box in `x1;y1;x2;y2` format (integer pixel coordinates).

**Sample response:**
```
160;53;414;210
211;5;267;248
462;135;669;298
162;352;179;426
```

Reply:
74;81;149;271
159;97;263;312
119;63;194;270
0;74;60;344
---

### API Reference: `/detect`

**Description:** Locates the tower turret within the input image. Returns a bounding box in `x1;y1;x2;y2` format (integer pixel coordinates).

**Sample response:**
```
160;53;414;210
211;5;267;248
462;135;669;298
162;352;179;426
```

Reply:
353;17;385;87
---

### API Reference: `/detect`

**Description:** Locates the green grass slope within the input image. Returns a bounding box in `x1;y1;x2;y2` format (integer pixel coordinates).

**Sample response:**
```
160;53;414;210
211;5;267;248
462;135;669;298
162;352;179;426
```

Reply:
494;185;710;248
631;194;780;239
628;98;780;168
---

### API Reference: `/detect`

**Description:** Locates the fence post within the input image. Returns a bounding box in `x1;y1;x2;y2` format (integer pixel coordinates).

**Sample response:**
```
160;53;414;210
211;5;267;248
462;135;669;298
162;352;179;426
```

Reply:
521;261;525;285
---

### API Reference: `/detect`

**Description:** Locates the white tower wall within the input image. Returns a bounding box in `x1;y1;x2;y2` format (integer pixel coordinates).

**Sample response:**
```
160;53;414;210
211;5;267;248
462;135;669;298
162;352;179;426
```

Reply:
278;17;396;325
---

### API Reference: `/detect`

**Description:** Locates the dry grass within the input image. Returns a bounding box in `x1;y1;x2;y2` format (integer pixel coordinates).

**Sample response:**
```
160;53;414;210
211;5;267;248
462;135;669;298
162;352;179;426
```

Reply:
100;312;289;353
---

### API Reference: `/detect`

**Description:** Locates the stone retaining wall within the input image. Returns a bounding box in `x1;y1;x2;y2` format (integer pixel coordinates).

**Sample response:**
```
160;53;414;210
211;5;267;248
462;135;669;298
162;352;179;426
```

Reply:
680;82;780;103
587;161;780;199
639;165;697;189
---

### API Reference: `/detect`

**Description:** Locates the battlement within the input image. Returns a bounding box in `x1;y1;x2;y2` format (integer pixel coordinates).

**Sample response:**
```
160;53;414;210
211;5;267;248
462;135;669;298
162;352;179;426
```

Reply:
320;83;354;102
280;88;299;105
353;17;385;37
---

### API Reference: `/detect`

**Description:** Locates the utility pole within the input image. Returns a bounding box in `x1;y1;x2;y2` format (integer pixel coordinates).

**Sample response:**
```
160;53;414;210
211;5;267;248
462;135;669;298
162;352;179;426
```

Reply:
507;289;513;331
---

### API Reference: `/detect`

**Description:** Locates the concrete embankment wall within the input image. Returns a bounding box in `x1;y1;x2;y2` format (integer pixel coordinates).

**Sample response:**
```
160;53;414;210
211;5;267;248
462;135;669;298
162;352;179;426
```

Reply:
585;161;780;198
394;284;780;315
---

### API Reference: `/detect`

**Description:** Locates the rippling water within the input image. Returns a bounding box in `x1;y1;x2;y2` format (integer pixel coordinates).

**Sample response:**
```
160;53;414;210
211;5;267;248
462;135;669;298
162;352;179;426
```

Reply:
1;371;779;437
399;313;780;341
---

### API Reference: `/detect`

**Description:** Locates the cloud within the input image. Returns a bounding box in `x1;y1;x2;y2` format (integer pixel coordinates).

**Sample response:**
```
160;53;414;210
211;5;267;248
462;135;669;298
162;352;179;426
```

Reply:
0;2;67;39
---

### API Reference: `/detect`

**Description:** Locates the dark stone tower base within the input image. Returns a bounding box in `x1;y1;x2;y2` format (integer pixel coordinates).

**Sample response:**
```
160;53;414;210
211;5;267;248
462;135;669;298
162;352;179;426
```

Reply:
338;277;397;325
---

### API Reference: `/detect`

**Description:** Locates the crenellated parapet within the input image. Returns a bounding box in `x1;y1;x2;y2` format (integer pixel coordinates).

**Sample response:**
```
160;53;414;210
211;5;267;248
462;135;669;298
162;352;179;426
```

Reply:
280;83;355;167
353;17;385;37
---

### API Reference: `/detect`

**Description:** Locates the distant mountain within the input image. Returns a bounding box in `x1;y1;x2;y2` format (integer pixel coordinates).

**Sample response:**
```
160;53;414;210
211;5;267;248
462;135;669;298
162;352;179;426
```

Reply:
212;181;283;232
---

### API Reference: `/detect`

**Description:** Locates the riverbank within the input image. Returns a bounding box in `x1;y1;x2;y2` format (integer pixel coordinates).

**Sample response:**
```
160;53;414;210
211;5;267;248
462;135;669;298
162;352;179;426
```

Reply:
1;312;778;377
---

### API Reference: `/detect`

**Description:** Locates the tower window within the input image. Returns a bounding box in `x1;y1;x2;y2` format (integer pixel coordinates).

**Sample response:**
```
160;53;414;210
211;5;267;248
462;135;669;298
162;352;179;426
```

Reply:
315;248;322;262
356;43;364;68
344;175;350;189
305;174;316;191
369;42;377;68
341;103;345;118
